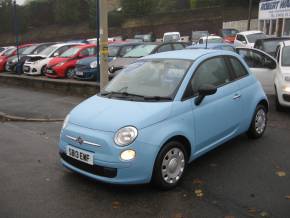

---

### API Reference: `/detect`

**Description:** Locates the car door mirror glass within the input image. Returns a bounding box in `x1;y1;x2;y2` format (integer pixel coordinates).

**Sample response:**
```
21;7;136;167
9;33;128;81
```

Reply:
195;84;217;106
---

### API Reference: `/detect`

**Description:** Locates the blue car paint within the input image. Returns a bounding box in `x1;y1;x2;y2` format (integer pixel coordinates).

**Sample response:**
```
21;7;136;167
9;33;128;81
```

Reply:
59;49;268;184
187;43;236;52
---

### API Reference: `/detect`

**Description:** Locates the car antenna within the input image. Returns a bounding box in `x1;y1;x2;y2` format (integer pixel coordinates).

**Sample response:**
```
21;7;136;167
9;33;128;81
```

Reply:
205;33;209;49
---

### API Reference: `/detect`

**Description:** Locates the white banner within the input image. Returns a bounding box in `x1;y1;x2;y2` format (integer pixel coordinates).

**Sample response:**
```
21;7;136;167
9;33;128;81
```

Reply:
259;0;290;19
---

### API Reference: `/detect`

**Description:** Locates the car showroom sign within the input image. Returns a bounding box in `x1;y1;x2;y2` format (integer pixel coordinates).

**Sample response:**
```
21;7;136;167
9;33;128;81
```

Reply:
259;0;290;19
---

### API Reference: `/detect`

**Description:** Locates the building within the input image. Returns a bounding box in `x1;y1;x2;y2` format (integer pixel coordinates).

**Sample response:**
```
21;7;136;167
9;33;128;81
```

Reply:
258;0;290;36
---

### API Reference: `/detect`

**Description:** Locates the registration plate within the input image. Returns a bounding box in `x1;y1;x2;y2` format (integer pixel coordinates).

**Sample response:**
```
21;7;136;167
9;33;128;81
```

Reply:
66;145;94;165
75;71;83;76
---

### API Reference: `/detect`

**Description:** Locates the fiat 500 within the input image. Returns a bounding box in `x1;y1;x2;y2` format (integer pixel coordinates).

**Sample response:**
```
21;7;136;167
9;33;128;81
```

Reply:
59;49;268;189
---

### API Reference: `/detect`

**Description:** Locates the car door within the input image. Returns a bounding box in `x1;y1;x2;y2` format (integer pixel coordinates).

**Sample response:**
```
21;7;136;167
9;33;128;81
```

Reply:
236;48;277;94
186;56;243;154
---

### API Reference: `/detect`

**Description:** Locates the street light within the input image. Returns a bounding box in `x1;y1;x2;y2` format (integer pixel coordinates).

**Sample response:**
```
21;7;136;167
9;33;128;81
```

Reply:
12;0;20;62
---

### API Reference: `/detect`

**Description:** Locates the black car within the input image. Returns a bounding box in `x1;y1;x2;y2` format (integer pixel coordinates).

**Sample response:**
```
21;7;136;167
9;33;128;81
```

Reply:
254;37;290;57
108;42;188;78
6;42;56;74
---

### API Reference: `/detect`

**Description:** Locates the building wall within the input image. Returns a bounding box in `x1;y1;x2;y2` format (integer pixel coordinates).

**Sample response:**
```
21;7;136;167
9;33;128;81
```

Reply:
223;19;259;32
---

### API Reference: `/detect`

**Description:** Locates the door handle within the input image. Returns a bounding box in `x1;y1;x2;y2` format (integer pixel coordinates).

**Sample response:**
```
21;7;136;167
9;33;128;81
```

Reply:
233;94;241;100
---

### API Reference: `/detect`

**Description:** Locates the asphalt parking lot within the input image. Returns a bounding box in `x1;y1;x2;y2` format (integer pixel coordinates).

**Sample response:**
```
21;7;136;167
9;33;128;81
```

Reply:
0;85;290;218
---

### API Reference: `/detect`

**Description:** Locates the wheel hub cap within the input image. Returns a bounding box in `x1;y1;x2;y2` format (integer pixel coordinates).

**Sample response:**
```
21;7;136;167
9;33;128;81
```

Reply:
161;148;185;184
255;109;266;134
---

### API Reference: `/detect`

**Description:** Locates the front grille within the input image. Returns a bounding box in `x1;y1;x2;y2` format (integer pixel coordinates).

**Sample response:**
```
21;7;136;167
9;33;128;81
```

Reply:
283;94;290;102
60;152;117;178
23;66;30;72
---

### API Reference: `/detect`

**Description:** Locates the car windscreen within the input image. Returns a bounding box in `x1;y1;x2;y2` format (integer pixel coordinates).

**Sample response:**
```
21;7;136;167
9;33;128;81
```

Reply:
3;48;16;56
164;34;180;42
109;46;120;57
263;40;284;54
22;45;38;55
104;59;192;100
282;46;290;66
222;29;239;37
60;47;80;58
39;45;58;56
247;33;267;43
123;45;158;58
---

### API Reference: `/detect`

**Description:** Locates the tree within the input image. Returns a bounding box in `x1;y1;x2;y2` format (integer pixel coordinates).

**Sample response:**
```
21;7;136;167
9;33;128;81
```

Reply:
121;0;156;17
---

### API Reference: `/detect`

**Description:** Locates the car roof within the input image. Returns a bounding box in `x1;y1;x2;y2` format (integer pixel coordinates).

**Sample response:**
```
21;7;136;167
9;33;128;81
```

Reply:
188;43;234;49
200;35;222;40
74;44;96;49
238;30;263;35
164;32;180;35
142;49;222;61
257;37;290;42
282;40;290;46
53;43;82;48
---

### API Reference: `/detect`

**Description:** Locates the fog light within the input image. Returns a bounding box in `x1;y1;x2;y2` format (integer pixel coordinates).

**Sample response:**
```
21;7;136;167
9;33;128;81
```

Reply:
120;150;136;161
283;87;290;93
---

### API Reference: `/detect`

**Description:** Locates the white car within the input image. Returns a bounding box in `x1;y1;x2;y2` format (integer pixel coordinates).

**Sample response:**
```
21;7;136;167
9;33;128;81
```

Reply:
197;35;223;44
236;47;278;94
274;40;290;110
163;32;181;43
23;43;81;75
234;31;267;48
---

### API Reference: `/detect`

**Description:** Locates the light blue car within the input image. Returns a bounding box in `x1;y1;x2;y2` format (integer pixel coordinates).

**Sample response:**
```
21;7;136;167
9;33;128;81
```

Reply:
59;49;268;189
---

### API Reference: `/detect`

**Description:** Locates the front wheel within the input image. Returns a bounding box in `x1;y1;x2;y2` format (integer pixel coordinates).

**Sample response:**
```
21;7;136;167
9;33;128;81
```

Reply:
66;68;75;79
247;104;267;139
152;141;188;190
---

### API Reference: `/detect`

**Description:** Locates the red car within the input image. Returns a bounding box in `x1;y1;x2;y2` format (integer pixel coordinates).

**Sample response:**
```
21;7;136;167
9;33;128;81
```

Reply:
219;28;239;44
0;44;33;72
45;44;97;79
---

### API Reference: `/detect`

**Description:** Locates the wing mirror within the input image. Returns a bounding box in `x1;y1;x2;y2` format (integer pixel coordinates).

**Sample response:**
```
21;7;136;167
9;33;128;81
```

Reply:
53;52;59;57
195;84;217;106
265;60;277;70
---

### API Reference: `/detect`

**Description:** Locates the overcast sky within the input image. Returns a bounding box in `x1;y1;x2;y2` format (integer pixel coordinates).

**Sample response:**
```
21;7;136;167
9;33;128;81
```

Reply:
16;0;25;5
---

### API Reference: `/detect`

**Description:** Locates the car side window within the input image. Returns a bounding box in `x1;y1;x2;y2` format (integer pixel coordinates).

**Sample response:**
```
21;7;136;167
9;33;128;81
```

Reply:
238;49;274;68
157;44;172;53
188;57;232;96
173;43;184;50
237;34;246;42
56;46;70;56
119;46;134;57
80;48;95;57
228;57;249;79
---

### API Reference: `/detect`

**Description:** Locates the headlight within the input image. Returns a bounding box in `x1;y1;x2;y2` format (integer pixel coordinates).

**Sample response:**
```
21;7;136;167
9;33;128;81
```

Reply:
283;86;290;93
285;76;290;82
62;114;70;130
114;126;138;146
56;62;65;67
90;61;98;69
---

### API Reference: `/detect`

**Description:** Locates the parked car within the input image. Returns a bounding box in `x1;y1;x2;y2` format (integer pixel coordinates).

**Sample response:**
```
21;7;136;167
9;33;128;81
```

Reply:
74;42;143;81
218;28;239;43
0;46;15;56
6;42;56;73
191;31;209;44
274;40;290;110
0;44;33;72
234;31;267;48
23;43;81;76
163;32;181;43
134;33;156;42
187;43;236;52
236;47;277;94
254;37;290;57
197;35;224;44
45;44;97;79
108;42;187;78
59;49;268;189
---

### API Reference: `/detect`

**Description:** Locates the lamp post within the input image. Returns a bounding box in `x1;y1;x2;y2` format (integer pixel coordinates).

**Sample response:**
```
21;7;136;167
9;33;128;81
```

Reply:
12;0;19;62
247;0;253;31
96;0;109;90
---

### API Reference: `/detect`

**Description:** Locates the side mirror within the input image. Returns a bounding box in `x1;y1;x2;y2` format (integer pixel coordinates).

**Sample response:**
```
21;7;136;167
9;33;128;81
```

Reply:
53;52;59;57
242;41;247;44
195;84;217;106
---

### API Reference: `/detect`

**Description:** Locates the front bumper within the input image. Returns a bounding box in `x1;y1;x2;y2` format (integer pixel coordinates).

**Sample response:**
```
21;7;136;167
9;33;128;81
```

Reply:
23;63;42;75
59;123;158;184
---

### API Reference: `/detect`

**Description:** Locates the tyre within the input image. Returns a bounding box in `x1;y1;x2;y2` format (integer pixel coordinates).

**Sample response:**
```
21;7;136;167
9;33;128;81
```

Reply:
152;141;188;190
247;104;267;139
41;65;46;75
66;68;75;79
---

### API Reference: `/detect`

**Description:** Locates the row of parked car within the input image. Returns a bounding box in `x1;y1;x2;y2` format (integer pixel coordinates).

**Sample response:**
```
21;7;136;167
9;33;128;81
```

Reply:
0;30;289;109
